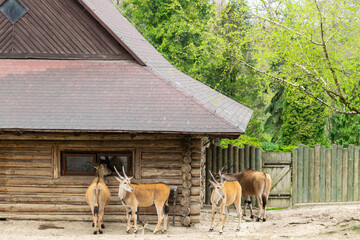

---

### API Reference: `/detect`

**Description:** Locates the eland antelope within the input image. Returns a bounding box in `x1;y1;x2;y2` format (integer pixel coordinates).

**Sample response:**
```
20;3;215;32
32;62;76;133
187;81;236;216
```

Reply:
114;166;170;234
209;170;242;234
85;163;112;234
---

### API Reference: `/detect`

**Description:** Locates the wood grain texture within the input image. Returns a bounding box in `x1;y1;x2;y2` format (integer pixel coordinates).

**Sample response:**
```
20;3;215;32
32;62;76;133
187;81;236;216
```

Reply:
0;0;133;60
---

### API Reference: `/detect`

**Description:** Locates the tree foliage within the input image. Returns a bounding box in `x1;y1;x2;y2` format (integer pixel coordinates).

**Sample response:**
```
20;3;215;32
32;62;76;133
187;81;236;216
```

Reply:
246;0;360;115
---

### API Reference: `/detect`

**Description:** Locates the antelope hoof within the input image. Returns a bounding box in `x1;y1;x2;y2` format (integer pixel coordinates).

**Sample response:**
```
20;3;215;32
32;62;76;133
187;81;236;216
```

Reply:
263;218;266;222
209;228;213;232
101;224;105;229
236;228;240;232
126;229;130;234
162;230;167;234
134;230;138;234
93;231;97;235
92;223;94;227
256;217;261;222
250;215;254;219
219;231;223;235
99;230;103;234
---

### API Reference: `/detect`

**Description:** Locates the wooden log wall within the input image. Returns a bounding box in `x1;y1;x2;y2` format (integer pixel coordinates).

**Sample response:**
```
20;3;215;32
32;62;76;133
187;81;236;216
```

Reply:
0;132;202;224
293;144;360;204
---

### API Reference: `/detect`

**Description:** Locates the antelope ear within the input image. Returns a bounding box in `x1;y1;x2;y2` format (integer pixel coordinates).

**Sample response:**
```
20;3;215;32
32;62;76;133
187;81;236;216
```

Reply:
114;176;121;182
128;177;133;181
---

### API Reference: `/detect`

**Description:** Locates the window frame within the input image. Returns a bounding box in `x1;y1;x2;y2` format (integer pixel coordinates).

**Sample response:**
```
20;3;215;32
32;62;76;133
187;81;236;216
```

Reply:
61;151;133;176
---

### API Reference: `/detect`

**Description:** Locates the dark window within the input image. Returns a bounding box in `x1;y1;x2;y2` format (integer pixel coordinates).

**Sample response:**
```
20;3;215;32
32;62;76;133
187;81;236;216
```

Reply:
0;0;27;23
61;151;133;176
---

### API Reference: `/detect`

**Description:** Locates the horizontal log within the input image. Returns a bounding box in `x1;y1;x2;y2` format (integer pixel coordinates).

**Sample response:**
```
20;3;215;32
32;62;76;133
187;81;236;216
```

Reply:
190;169;200;177
0;169;51;177
181;164;191;173
142;153;183;161
190;204;201;215
0;161;51;168
141;169;181;178
141;161;182;169
0;155;51;160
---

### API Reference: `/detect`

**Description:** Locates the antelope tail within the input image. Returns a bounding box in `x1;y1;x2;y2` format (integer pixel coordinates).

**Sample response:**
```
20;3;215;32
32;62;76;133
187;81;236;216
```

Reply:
93;184;100;216
164;193;170;215
261;172;268;209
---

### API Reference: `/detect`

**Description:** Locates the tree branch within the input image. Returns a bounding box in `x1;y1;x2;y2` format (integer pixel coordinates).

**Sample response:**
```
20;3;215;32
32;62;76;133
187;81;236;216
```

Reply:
239;59;359;114
249;11;323;46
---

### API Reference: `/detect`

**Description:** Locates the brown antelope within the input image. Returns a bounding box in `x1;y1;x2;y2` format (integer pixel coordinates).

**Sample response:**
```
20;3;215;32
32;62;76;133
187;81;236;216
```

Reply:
114;166;170;234
85;163;112;234
219;168;272;222
209;171;242;234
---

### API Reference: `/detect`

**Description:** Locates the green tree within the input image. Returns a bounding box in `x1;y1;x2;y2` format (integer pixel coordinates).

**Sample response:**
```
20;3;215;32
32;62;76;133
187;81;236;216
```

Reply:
329;114;360;146
281;87;328;146
243;0;360;115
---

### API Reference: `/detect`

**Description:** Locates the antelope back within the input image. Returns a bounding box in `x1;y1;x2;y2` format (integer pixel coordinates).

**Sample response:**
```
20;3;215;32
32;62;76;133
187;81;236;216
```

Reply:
133;183;170;207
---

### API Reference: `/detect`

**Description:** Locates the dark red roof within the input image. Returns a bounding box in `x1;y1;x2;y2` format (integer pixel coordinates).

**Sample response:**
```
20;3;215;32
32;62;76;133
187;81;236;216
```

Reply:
0;59;242;134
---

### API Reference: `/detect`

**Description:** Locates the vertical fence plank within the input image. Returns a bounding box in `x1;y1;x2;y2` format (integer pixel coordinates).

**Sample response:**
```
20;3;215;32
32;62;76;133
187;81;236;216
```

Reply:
314;144;320;202
348;145;354;201
239;148;245;172
342;148;348;202
250;146;256;170
320;146;326;202
309;148;315;203
244;144;250;169
331;144;337;202
205;147;212;204
234;146;239;173
212;144;218;173
228;144;234;173
303;145;309;203
222;148;227;172
292;148;298;205
336;146;343;202
354;146;359;201
217;146;222;173
325;148;331;202
255;147;262;172
297;144;304;203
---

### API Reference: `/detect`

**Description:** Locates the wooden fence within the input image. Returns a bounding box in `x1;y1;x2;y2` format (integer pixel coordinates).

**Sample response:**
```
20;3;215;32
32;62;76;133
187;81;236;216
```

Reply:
205;144;261;205
293;144;360;204
205;144;292;208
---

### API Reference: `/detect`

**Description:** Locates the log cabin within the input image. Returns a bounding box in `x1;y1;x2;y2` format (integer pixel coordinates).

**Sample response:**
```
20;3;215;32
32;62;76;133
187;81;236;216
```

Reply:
0;0;253;226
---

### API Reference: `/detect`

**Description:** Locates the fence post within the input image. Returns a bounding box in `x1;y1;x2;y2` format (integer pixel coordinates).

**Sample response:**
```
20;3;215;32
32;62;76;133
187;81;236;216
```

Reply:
234;146;239;173
325;148;331;202
354;146;359;201
216;146;222;173
303;145;309;203
309;148;315;203
331;144;337;202
297;144;304;203
348;145;354;201
205;147;212;204
255;147;262;172
292;148;298;205
314;144;320;202
335;145;342;202
244;144;250;169
342;148;348;202
222;148;227;172
320;146;326;202
240;148;245;172
228;144;234;173
212;145;218;174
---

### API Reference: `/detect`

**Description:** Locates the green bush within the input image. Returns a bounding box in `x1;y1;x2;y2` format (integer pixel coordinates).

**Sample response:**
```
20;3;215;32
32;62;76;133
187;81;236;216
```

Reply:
261;142;296;152
220;135;262;149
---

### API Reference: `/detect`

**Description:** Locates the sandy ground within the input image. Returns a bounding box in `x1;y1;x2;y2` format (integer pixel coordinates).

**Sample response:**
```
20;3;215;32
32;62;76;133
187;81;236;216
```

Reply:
1;204;360;240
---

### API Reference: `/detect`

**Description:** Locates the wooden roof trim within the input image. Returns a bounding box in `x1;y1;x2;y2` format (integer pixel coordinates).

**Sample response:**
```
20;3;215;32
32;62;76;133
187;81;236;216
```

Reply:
76;0;146;66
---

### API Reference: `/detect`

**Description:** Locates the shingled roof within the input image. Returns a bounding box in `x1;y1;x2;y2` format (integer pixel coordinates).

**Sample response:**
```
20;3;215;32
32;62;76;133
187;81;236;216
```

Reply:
0;0;253;136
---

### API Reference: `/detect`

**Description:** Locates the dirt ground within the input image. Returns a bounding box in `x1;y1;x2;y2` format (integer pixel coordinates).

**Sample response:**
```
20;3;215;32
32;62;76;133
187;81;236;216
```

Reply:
1;203;360;240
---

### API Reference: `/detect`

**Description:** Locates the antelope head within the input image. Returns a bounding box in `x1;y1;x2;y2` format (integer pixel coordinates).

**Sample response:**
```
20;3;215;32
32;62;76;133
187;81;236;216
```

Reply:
91;162;112;177
209;170;226;204
114;166;133;193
